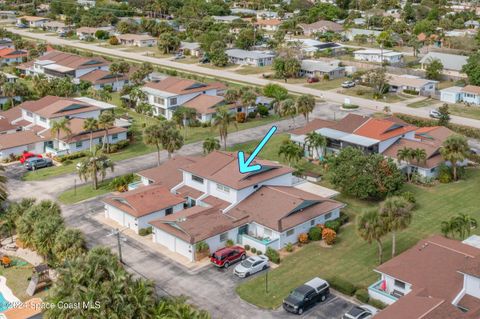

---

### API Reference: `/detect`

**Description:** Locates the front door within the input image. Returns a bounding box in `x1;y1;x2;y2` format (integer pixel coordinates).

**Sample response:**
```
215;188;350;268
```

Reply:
237;225;249;244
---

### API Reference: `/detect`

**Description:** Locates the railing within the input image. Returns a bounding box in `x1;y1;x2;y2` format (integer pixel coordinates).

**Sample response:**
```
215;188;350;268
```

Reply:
45;146;68;157
368;280;398;305
241;234;280;253
128;181;143;191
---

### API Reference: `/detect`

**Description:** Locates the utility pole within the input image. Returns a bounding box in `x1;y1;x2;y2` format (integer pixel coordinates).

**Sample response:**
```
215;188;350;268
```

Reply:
265;269;269;293
107;228;127;264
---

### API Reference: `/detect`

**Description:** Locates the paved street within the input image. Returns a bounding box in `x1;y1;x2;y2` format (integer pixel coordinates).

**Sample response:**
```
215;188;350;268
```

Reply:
8;28;480;129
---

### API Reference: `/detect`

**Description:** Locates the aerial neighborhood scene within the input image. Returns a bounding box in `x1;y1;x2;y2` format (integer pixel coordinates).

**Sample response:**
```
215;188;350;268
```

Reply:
1;0;480;318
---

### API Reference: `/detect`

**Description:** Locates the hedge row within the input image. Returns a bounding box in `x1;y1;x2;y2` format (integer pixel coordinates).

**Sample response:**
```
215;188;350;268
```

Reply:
394;113;480;139
327;276;357;296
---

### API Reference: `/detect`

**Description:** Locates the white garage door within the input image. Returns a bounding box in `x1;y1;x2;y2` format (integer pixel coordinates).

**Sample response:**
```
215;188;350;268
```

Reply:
106;206;125;227
156;229;175;251
175;238;192;260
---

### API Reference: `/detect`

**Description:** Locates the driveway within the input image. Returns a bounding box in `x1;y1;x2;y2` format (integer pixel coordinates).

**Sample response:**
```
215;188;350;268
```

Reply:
7;27;480;129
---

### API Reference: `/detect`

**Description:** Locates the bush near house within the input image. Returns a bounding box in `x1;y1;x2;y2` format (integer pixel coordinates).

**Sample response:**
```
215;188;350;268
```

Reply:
251;247;257;254
265;247;280;264
110;173;135;192
368;298;387;310
402;89;419;95
139;227;153;236
308;226;322;241
236;112;246;123
298;233;309;244
322;228;337;245
338;211;349;225
196;241;209;253
325;220;341;233
226;239;234;247
257;105;269;117
285;243;294;252
244;244;250;251
257;250;262;255
327;276;357;296
355;288;369;303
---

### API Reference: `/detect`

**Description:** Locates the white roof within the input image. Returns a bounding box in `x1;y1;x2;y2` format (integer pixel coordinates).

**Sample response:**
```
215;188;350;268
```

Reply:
294;181;339;198
354;49;402;57
74;97;117;110
463;235;480;249
440;86;463;93
419;52;468;72
317;127;379;147
225;49;275;59
301;59;344;73
43;64;74;73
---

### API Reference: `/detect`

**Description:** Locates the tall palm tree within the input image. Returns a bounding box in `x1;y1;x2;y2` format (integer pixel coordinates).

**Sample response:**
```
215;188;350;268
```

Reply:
203;137;221;154
144;123;164;166
397;147;413;181
164;127;184;159
278;140;303;166
240;90;257;112
98;111;115;153
357;208;388;264
412;148;427;165
2;82;18;108
53;228;86;263
380;196;413;257
212;106;237;150
305;131;327;160
441;135;469;181
280;98;297;127
295;94;315;123
50;118;71;150
83;118;99;152
455;213;478;239
33;214;64;260
77;149;114;190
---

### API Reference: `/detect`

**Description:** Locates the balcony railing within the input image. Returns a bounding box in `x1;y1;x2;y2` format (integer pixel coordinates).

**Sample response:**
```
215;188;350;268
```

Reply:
368;280;399;305
128;181;143;191
241;234;279;253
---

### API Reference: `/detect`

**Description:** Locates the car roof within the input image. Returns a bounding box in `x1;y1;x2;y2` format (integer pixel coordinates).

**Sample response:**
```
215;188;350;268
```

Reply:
348;306;367;316
305;277;328;290
214;246;243;255
294;285;314;295
26;157;41;162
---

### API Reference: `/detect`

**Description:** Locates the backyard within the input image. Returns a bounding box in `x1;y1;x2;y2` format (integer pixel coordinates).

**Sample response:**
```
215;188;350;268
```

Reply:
233;134;480;309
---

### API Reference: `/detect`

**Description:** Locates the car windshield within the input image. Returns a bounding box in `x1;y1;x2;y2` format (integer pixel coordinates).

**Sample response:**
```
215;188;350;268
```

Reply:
240;260;253;268
212;253;225;260
289;290;305;301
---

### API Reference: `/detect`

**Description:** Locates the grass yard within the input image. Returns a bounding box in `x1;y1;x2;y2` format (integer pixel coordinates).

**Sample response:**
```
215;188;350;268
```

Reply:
235;65;272;75
407;98;436;108
307;78;348;91
338;86;407;103
57;179;115;204
448;104;480;121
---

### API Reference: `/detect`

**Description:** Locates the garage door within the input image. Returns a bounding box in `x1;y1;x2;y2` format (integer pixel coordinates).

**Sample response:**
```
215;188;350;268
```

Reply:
175;238;192;260
156;229;175;251
106;206;125;227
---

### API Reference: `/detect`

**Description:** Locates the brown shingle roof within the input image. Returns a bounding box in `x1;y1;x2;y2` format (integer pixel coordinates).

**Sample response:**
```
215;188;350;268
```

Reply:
182;94;226;114
0;118;17;132
176;185;203;199
79;69;129;85
382;138;442;169
0;130;44;150
18;96;100;119
0;106;22;122
462;85;480;95
226;185;344;232
289;118;335;135
144;77;226;95
36;50;109;70
180;151;294;190
299;20;343;33
137;156;199;189
330;113;370;133
103;184;185;218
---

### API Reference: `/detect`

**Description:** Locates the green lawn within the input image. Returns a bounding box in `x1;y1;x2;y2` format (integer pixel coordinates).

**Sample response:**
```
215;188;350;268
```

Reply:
237;168;480;309
57;179;115;204
407;98;435;108
449;104;480;120
235;65;272;75
339;86;407;103
307;78;348;91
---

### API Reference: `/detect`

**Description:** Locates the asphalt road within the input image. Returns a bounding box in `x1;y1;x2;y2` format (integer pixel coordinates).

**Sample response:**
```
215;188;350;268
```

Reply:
8;27;480;129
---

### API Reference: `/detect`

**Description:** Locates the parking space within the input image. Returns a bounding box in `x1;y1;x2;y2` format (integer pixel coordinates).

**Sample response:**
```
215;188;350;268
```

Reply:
301;294;354;319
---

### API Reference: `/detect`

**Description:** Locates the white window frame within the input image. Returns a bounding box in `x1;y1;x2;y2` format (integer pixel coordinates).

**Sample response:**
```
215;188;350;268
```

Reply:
216;183;230;193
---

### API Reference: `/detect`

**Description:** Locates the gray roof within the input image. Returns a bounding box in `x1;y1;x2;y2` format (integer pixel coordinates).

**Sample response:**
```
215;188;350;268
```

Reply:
343;28;381;37
225;49;275;60
212;15;240;22
180;41;200;50
301;59;344;73
419;52;468;72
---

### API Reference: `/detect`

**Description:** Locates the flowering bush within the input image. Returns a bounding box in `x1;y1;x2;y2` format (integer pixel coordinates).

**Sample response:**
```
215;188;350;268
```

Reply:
298;233;309;244
322;228;337;245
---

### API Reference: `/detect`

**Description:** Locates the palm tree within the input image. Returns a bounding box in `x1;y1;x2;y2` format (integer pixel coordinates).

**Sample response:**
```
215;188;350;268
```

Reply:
53;228;86;263
380;196;413;257
304;131;327;160
33;214;64;260
83;118;99;152
357;208;388;264
50;118;71;150
295;94;315;123
280;98;297;127
212;106;237;150
2;82;18;108
412;148;427;165
203;137;221;154
240;90;257;112
278;140;303;166
441;135;469;181
397;147;413;181
77;149;114;190
144;124;164;166
441;218;459;238
455;213;478;239
164;127;184;159
98;111;115;153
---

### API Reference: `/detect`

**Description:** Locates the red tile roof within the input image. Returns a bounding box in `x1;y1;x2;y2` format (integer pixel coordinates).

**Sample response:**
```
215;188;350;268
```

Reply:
289;118;335;135
0;48;28;59
353;118;417;141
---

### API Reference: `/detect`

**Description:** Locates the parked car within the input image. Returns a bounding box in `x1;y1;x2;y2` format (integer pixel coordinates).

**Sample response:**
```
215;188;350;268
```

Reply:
429;109;442;119
343;305;378;319
19;152;42;164
210;246;246;268
174;53;185;60
307;77;319;83
283;277;330;315
24;158;53;170
341;81;356;88
233;255;269;277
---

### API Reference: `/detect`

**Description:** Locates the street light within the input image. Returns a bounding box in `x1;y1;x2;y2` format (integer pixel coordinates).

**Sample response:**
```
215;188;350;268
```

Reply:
107;227;128;263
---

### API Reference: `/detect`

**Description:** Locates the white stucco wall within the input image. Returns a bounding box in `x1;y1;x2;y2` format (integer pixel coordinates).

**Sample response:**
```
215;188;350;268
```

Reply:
0;141;44;160
153;227;194;261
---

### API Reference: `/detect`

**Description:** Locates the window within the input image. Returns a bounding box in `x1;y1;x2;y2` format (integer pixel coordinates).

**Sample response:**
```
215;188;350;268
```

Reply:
216;183;230;193
40;117;46;122
394;280;406;290
75;141;83;148
219;232;228;242
191;175;204;184
324;212;332;220
26;111;33;117
253;184;258;189
112;133;118;140
165;207;173;215
286;229;294;237
154;96;164;105
310;219;315;226
170;97;177;105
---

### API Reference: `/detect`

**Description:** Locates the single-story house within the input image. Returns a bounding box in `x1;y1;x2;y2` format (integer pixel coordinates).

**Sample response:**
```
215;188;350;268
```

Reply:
354;49;403;64
0;38;14;50
387;75;438;95
79;69;130;91
225;49;275;67
0;130;45;160
342;28;381;41
117;34;157;47
16;16;50;28
300;59;346;79
461;85;480;105
440;86;463;104
212;15;240;23
287;39;343;57
43;21;70;33
103;184;185;234
0;48;27;64
76;26;113;40
254;19;282;32
299;20;343;36
419;52;468;73
179;42;202;57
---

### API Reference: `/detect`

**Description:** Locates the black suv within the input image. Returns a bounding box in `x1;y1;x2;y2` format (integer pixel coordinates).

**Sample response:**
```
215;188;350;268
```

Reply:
283;277;330;315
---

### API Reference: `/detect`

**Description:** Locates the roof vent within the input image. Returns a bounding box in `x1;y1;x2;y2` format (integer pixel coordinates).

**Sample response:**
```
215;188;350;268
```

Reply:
177;217;187;222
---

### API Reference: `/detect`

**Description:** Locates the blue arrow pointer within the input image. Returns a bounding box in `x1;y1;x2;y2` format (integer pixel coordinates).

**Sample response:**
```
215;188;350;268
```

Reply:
238;126;277;174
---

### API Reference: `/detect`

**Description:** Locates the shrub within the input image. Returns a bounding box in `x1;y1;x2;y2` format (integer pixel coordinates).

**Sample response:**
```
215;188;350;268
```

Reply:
328;277;357;296
110;173;135;192
244;244;250;251
265;247;280;264
298;233;309;244
438;164;452;183
355;288;369;303
368;298;387;310
403;89;419;95
226;239;234;247
236;112;246;123
338;212;349;225
256;250;262;255
308;227;322;241
196;241;209;252
322;228;337;245
109;36;119;45
257;105;269;117
56;151;89;163
250;247;257;254
138;227;152;236
325;220;341;233
342;103;359;109
285;243;294;252
247;111;257;119
400;191;416;205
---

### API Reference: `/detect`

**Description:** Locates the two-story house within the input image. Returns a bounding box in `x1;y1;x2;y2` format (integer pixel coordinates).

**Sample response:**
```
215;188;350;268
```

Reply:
141;77;226;120
103;152;344;261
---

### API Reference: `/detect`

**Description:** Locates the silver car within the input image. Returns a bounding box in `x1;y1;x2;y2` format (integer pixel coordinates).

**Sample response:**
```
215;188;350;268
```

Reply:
343;305;378;319
233;255;269;278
